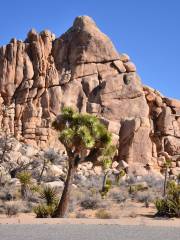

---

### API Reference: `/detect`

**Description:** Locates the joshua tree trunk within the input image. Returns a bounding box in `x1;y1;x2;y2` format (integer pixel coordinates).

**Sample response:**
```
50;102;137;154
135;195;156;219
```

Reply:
53;160;77;217
102;171;109;193
163;167;168;197
21;184;27;200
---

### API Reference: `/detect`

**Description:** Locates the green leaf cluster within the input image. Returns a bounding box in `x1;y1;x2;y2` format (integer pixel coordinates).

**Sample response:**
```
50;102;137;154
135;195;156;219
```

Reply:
155;181;180;218
53;107;113;157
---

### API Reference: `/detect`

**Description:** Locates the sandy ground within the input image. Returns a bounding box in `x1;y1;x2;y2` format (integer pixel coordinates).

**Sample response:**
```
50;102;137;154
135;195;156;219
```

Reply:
0;201;179;227
0;213;180;227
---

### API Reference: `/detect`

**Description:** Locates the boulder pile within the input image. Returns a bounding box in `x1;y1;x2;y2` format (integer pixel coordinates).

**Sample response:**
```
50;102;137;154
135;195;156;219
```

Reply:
0;16;180;173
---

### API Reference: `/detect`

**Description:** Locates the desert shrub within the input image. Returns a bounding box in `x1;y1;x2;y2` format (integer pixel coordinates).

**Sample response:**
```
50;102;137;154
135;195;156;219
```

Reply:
135;191;155;204
126;174;137;185
33;185;59;218
100;178;112;198
129;184;148;195
17;171;32;199
33;204;56;218
44;149;59;164
17;171;32;185
0;184;21;201
95;209;112;219
80;197;99;210
155;181;180;218
4;202;19;217
75;212;86;218
129;211;137;218
142;174;163;189
109;188;128;204
155;198;169;217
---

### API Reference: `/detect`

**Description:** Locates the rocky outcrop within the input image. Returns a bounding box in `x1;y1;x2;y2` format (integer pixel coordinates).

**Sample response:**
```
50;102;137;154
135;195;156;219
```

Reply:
0;16;180;171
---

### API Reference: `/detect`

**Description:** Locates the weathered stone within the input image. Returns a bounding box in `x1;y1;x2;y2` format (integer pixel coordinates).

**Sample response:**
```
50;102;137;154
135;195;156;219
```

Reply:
156;107;174;135
146;92;156;102
164;98;180;108
0;15;180;170
87;102;101;113
164;136;180;155
119;53;130;63
113;60;126;73
155;96;163;107
123;61;136;72
81;74;99;96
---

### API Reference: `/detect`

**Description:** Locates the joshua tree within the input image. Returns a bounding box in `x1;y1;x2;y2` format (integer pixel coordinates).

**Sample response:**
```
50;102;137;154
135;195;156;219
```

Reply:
52;107;114;217
100;145;117;197
17;171;32;199
159;152;172;197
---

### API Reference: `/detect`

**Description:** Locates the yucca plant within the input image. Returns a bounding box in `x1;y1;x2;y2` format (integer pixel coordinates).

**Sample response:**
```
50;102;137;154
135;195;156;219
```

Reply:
33;186;59;218
17;171;32;199
40;186;58;206
52;107;115;217
155;198;169;217
155;181;180;218
177;173;180;185
100;145;117;197
162;157;172;197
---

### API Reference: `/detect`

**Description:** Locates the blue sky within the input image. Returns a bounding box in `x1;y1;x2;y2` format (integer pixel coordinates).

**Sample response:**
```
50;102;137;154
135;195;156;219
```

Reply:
0;0;180;99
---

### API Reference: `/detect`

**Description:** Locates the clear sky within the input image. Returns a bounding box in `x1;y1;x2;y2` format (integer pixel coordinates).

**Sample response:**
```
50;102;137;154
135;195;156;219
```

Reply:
0;0;180;99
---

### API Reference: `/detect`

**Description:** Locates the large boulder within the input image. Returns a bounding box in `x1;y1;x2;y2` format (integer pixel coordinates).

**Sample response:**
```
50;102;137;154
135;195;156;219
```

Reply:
0;15;180;169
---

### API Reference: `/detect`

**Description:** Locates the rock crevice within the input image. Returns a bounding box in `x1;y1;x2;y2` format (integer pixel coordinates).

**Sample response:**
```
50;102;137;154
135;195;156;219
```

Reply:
0;16;180;172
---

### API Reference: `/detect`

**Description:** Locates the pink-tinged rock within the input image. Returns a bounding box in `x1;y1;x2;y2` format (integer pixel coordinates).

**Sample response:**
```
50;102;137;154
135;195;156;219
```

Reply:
119;53;130;63
123;61;136;72
112;60;126;73
164;98;180;108
164;136;180;155
155;96;163;107
146;92;156;102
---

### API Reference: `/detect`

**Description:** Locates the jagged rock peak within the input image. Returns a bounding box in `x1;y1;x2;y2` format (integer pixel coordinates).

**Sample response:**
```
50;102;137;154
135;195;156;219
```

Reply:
0;16;180;174
53;15;120;65
73;15;97;29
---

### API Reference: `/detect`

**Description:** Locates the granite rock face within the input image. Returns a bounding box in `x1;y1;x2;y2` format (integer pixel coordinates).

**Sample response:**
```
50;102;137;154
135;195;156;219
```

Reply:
0;16;180;169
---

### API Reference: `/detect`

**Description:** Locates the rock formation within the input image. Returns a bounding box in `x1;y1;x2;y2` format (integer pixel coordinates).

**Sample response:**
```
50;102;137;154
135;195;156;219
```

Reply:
0;16;180;171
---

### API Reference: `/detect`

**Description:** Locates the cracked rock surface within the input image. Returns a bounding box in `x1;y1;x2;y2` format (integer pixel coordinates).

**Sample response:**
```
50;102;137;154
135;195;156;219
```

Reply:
0;15;180;169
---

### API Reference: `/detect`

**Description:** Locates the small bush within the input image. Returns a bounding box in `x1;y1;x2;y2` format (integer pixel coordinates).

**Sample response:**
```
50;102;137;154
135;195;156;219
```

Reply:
17;171;32;185
33;204;56;218
135;191;155;204
4;202;19;217
80;197;99;210
109;188;128;204
75;212;87;218
0;185;15;201
129;184;148;194
33;185;59;218
155;181;180;218
95;209;112;219
155;198;169;217
129;211;137;218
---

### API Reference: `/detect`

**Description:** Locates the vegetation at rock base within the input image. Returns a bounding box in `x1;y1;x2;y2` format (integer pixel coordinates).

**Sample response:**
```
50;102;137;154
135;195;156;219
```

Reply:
33;186;59;218
52;107;115;217
155;181;180;218
17;171;32;200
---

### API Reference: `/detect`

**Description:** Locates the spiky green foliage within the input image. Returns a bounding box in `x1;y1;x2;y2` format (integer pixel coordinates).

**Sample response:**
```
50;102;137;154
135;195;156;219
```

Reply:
155;181;180;218
53;107;113;164
17;171;31;186
101;145;117;170
40;186;58;206
33;186;59;218
52;107;116;217
33;204;56;218
17;171;32;199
